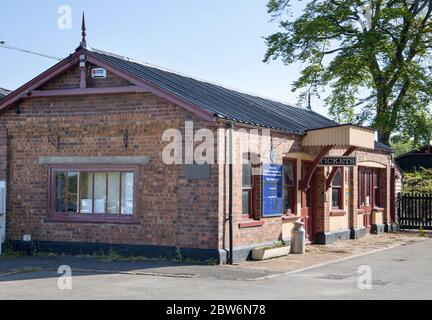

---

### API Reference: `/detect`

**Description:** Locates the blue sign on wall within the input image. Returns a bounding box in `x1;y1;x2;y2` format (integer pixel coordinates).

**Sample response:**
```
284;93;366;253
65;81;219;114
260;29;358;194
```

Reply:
262;163;283;217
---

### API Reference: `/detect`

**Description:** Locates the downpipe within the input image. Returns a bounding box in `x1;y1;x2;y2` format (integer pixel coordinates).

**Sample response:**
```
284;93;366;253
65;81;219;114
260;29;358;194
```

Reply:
228;123;234;264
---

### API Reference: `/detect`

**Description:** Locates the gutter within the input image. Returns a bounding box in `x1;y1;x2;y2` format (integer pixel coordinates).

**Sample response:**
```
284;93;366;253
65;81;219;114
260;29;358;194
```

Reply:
214;116;304;137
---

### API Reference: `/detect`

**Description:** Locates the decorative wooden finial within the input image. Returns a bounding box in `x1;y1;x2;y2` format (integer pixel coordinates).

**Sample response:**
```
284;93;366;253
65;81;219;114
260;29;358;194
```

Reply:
81;12;87;47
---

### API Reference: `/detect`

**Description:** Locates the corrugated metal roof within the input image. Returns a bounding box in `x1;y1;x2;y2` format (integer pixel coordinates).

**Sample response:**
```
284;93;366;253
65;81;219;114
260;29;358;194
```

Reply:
374;141;393;152
0;46;393;153
88;48;338;134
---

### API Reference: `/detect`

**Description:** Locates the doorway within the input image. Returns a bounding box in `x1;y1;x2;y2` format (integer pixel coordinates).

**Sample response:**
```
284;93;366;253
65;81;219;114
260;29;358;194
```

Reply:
358;168;373;230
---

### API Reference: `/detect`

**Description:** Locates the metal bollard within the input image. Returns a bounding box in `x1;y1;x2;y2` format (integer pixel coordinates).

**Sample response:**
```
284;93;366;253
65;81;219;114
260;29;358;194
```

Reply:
290;221;305;254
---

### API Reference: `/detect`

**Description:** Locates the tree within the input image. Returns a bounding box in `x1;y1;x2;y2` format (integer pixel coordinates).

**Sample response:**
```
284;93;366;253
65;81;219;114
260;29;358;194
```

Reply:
404;168;432;193
390;134;415;157
264;0;432;145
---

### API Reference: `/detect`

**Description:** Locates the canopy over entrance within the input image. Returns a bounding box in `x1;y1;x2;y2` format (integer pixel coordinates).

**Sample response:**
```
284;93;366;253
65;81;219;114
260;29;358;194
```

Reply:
303;124;375;150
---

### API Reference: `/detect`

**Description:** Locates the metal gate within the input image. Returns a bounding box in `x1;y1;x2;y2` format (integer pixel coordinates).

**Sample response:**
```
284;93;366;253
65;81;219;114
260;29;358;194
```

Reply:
397;193;432;229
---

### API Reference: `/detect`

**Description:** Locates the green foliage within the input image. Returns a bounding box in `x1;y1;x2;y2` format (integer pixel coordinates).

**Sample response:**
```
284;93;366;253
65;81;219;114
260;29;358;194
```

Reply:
0;244;25;259
403;167;432;193
175;247;185;261
107;247;121;261
264;0;432;145
390;135;416;157
94;247;122;261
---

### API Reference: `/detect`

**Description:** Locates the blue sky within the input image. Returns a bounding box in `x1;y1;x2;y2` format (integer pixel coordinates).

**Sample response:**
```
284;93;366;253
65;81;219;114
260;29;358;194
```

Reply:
0;0;328;116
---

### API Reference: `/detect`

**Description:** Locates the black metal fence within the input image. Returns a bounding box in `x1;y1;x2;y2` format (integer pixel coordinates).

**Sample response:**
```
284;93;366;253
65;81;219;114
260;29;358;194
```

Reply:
397;193;432;229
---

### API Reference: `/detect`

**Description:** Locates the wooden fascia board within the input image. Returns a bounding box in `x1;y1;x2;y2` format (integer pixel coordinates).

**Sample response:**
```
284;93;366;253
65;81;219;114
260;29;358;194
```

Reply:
30;86;149;97
0;49;83;113
214;117;303;136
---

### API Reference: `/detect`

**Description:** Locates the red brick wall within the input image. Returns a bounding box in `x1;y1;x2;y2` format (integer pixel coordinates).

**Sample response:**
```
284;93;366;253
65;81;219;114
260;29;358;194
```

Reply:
86;63;131;88
349;166;359;230
218;129;304;250
0;93;219;249
219;141;393;251
40;65;81;90
314;166;328;233
40;63;131;90
0;60;395;258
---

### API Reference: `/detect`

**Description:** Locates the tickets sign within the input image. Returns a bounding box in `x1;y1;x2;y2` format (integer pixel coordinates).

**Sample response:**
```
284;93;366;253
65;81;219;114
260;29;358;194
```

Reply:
319;156;357;166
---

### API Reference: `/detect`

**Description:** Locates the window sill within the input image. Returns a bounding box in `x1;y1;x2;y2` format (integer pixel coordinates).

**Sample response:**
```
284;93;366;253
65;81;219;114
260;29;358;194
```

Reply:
45;215;140;225
330;210;346;217
372;207;384;212
357;209;365;214
239;220;265;228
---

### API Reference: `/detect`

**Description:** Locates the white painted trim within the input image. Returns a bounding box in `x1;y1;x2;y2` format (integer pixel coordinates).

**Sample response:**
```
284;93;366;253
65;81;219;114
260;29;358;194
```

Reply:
357;161;387;168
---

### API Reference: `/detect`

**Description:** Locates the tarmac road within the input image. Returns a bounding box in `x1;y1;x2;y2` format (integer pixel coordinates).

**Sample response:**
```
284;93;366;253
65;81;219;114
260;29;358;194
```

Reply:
0;238;431;300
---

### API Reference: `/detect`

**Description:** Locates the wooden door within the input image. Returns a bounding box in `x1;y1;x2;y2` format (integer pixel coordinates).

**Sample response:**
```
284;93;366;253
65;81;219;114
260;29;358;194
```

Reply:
359;168;373;229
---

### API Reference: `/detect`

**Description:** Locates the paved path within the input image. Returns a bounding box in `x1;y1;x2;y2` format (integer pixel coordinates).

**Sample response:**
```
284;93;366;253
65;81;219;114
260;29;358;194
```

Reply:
1;239;431;299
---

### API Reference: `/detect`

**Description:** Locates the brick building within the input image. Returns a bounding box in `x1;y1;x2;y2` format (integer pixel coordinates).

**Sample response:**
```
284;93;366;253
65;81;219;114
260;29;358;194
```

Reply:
0;28;398;263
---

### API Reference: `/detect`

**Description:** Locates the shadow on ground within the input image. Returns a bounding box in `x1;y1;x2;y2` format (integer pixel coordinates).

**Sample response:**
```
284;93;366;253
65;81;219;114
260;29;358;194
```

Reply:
0;256;277;282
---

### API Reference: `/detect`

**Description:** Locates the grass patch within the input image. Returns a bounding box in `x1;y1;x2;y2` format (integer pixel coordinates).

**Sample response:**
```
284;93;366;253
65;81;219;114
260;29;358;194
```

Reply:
0;242;59;260
92;247;218;265
0;244;26;259
1;244;219;265
7;266;44;274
